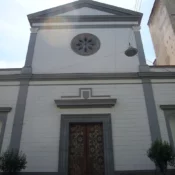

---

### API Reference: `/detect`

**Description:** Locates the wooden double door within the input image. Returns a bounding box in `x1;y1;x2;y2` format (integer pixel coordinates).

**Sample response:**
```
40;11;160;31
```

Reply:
68;123;105;175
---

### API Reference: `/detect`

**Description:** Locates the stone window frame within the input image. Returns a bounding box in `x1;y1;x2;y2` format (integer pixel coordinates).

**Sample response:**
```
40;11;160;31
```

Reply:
160;105;175;148
0;107;12;152
58;114;114;175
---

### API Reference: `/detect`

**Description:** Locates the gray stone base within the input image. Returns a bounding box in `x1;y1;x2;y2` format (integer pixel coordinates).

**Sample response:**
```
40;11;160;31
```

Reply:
0;170;175;175
115;169;175;175
0;173;58;175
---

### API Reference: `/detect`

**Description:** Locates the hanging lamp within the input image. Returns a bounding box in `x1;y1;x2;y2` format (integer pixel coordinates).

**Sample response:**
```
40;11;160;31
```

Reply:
125;42;138;57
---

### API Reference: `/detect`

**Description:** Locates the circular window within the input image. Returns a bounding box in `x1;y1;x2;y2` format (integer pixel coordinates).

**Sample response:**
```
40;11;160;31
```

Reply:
71;33;100;56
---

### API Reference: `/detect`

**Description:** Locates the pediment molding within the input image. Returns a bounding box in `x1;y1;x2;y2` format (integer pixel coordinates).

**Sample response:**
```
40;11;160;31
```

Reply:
55;88;116;108
28;0;142;26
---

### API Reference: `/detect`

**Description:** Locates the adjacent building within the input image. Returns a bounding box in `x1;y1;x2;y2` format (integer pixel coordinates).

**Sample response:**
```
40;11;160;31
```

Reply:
148;0;175;65
0;0;175;174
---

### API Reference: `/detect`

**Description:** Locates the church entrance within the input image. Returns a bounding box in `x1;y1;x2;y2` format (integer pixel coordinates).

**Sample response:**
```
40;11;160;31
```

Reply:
68;123;105;175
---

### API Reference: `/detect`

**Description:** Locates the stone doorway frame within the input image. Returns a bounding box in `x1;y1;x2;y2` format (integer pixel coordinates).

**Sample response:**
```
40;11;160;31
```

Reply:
58;114;114;175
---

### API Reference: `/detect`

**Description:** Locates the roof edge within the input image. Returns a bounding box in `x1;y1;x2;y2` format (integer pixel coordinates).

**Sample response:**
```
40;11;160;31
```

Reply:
29;15;142;26
27;0;80;19
28;0;142;22
0;68;22;71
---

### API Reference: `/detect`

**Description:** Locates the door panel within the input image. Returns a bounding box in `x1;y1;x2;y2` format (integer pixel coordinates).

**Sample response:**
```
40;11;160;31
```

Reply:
68;123;104;175
69;124;85;175
87;124;104;175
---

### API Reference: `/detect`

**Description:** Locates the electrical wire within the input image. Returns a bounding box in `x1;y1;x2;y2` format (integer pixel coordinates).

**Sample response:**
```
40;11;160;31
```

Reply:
134;0;142;12
134;0;139;11
138;0;142;11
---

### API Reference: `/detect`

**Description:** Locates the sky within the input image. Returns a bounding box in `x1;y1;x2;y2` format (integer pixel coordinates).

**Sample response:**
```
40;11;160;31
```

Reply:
0;0;155;68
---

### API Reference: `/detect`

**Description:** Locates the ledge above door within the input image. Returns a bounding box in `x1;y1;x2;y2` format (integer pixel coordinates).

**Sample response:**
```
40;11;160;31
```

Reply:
55;98;117;108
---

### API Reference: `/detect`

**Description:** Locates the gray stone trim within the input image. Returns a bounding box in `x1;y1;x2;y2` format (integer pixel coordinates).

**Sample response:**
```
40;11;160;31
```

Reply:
134;27;161;141
134;30;147;66
9;81;29;150
150;66;175;68
134;26;161;142
23;82;175;86
142;79;161;141
28;0;142;25
0;68;22;71
61;88;110;98
0;170;174;175
3;81;175;87
55;99;117;108
38;24;135;30
0;109;11;152
160;105;175;110
138;72;175;78
22;32;37;74
28;1;141;18
0;107;12;112
4;23;37;151
0;173;59;175
59;114;114;175
115;169;175;175
30;15;141;24
1;72;175;81
31;73;138;80
0;171;174;175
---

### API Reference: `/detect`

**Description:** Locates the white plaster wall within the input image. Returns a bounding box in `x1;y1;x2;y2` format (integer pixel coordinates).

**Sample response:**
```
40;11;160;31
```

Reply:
21;82;153;172
152;82;175;142
0;83;20;152
59;7;114;16
32;28;139;74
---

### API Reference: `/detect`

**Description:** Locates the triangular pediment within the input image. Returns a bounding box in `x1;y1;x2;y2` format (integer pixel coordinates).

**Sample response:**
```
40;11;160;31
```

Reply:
28;0;142;25
58;7;115;16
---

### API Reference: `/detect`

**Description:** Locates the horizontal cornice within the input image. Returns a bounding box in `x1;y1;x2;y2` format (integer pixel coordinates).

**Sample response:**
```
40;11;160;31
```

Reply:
28;0;142;26
55;99;117;108
30;15;141;25
160;105;175;110
0;72;175;81
0;107;12;112
0;68;22;71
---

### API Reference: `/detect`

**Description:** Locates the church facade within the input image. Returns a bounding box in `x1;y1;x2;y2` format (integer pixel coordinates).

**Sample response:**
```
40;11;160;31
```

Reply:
0;0;175;174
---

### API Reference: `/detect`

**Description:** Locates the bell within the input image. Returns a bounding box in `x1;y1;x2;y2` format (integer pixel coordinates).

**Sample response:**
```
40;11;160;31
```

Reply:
125;43;138;57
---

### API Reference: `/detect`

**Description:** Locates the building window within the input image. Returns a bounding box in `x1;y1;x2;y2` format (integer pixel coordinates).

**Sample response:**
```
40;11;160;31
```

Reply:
71;33;100;56
168;112;175;144
0;107;11;152
160;105;175;147
0;121;2;135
